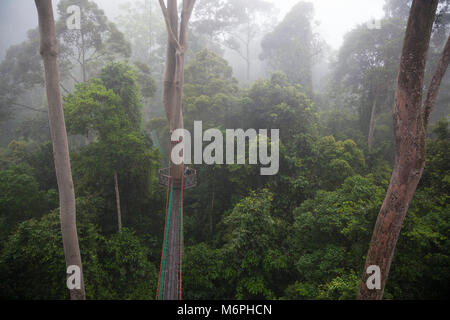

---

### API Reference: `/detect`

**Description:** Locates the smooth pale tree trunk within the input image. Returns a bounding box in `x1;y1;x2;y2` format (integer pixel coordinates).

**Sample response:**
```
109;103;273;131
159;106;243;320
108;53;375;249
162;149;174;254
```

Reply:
161;0;182;182
358;0;450;299
158;0;195;300
159;0;195;182
114;171;122;232
35;0;86;300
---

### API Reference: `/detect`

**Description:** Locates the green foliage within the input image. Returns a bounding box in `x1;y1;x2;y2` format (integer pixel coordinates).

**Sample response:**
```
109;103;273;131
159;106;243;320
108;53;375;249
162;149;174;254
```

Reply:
386;119;450;299
284;175;385;299
0;164;57;243
115;0;165;76
182;243;225;300
310;136;366;189
316;272;360;300
64;78;127;138
260;2;317;91
243;72;317;141
0;212;69;299
184;49;240;129
328;17;404;148
100;61;143;129
64;62;162;237
220;189;286;299
56;0;131;79
0;198;158;299
23;141;57;191
101;228;157;299
423;118;450;194
70;128;160;236
134;61;157;99
0;198;107;299
0;1;448;300
0;28;43;121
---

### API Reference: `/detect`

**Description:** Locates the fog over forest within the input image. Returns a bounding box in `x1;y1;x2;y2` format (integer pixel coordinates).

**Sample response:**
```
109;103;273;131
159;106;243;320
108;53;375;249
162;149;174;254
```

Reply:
0;0;448;302
1;0;385;80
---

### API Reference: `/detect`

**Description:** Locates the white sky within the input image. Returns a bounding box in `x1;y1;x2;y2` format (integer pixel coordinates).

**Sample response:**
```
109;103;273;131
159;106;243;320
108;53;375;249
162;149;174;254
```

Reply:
94;0;386;50
0;0;386;58
272;0;385;49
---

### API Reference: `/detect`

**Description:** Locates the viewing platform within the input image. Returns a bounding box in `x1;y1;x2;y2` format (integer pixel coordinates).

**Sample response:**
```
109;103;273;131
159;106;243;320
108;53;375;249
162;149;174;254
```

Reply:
158;167;197;190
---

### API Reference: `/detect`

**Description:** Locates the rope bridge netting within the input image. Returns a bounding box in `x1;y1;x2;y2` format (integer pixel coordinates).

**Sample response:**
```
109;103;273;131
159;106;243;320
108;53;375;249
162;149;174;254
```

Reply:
151;131;196;300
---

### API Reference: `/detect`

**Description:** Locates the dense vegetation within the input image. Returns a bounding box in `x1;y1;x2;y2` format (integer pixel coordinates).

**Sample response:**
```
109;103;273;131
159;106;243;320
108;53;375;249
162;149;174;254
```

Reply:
0;0;448;299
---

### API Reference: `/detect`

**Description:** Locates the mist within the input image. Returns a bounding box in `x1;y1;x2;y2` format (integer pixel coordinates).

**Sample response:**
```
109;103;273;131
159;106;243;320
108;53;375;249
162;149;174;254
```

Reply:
0;0;449;302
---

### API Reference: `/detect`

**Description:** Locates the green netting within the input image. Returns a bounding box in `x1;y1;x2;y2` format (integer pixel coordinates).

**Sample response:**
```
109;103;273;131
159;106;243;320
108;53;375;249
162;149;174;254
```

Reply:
158;182;173;300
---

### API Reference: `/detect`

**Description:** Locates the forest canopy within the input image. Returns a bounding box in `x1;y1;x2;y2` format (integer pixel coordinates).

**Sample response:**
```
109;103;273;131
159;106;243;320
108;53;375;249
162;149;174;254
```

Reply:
0;0;448;300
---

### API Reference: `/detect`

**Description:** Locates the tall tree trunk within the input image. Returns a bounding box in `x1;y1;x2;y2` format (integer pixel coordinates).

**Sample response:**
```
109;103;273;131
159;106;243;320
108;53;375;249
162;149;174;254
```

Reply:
35;0;85;300
367;88;378;151
423;35;450;129
357;0;446;300
114;171;122;232
158;0;196;300
161;0;182;182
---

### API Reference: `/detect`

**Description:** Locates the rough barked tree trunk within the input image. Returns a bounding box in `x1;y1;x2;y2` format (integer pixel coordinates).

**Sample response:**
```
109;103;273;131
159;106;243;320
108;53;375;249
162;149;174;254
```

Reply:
114;171;122;232
358;0;450;300
35;0;86;300
423;35;450;130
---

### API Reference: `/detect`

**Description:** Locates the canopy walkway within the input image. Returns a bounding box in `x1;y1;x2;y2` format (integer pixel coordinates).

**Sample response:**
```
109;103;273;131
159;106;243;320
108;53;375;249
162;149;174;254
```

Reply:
152;130;196;300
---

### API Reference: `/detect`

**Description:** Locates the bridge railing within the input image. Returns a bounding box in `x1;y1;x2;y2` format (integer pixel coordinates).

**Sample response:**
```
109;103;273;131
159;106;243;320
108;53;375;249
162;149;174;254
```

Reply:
158;167;197;189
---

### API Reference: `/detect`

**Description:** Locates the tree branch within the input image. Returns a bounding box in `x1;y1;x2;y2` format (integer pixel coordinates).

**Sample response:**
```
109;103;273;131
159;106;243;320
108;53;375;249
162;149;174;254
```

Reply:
423;35;450;129
180;0;196;47
11;102;47;113
60;83;70;94
67;71;80;84
159;0;183;52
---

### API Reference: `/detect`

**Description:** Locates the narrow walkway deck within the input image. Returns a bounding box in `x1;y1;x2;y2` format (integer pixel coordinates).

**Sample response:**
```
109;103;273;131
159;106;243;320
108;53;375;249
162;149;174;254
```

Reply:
161;186;182;300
